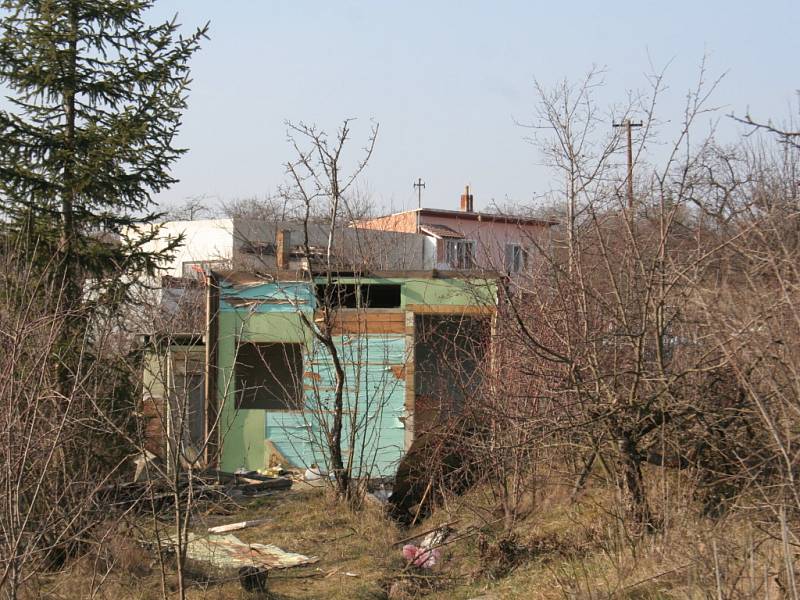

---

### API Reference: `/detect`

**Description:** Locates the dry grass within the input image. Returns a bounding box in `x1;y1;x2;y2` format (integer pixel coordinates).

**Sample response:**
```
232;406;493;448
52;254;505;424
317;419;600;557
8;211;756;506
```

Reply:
26;478;797;599
32;485;401;599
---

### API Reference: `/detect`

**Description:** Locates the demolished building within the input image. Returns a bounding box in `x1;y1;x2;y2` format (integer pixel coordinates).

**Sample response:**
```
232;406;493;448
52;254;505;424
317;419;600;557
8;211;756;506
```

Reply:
140;188;553;476
142;234;496;476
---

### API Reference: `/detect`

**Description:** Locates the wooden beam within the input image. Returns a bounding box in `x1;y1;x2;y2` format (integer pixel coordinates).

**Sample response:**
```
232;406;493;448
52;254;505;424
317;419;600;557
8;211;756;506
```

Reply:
204;270;220;467
316;310;406;335
405;304;495;315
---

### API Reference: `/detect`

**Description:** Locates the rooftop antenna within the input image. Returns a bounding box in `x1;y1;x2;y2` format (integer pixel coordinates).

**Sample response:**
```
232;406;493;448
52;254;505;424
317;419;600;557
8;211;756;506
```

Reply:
413;177;426;209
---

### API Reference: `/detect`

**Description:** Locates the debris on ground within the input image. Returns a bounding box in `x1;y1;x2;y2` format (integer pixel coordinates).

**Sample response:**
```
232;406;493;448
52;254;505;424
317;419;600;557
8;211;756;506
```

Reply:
99;469;293;515
223;471;293;497
371;486;391;503
131;450;163;483
399;524;456;569
402;543;440;568
304;464;327;482
166;532;318;570
259;464;289;477
208;518;270;534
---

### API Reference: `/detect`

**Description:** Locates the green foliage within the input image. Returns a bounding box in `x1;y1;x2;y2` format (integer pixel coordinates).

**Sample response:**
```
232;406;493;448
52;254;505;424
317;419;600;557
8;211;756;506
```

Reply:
0;0;207;293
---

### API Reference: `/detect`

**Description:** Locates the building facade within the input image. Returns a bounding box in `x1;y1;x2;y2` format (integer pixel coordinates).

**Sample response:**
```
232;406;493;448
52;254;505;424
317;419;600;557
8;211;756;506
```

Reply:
354;186;556;274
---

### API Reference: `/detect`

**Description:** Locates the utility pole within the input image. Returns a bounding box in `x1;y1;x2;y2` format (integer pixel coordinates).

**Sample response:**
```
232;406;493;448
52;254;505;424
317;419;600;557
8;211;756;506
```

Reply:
413;177;426;208
613;119;643;209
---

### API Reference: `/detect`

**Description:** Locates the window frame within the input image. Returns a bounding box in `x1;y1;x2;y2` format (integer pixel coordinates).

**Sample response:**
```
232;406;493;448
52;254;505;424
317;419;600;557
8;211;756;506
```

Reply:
445;239;477;269
504;243;528;274
234;342;304;411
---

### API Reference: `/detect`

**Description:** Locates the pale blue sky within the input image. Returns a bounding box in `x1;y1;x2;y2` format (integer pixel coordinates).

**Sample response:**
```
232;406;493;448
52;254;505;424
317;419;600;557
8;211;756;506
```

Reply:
146;1;798;212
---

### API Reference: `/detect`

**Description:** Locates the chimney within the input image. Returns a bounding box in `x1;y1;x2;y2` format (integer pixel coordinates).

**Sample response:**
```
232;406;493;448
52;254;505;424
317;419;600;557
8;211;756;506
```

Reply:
276;229;291;269
459;185;474;212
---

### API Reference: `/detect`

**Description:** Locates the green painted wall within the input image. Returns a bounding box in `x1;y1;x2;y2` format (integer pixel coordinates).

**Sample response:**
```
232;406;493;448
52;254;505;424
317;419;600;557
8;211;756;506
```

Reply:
216;276;496;473
216;310;312;472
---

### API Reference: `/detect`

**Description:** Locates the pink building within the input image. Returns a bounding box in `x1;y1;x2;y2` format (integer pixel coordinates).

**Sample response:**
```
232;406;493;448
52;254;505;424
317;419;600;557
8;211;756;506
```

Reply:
355;186;556;273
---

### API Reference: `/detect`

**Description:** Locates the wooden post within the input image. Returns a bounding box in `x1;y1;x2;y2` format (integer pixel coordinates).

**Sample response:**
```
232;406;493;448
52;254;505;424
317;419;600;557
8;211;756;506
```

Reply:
204;270;220;466
613;119;643;209
276;229;291;270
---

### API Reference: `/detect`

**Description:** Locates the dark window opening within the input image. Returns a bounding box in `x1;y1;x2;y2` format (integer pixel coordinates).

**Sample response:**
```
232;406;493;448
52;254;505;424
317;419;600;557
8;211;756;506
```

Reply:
316;283;358;308
361;284;401;308
235;343;303;410
504;244;528;274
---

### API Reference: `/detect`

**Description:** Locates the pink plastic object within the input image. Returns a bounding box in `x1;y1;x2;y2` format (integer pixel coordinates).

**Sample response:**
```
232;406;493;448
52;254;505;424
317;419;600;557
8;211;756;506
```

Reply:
402;544;440;569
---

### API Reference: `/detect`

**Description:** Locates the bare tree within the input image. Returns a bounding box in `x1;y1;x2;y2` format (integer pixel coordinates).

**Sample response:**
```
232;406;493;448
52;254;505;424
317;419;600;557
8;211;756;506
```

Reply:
283;118;379;503
493;62;757;535
0;240;137;598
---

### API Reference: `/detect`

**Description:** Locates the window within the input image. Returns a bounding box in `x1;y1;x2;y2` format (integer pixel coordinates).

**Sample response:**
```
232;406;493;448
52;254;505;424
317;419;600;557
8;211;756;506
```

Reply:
445;240;476;269
315;283;402;308
235;343;303;410
504;244;527;274
239;241;276;256
361;284;402;308
316;283;359;308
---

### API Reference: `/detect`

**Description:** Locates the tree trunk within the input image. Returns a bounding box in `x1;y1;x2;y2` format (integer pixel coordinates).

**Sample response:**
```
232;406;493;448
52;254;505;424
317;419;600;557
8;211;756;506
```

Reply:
617;432;655;533
327;336;350;500
56;1;81;399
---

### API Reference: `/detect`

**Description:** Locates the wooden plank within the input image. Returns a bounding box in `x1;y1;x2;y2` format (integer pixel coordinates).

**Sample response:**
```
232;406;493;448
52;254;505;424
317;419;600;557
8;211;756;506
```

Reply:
318;310;406;334
204;271;220;466
405;304;495;315
325;313;405;322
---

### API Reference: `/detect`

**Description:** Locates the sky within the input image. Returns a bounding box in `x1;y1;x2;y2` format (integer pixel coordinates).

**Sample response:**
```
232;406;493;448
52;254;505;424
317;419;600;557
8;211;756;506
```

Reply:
140;1;798;213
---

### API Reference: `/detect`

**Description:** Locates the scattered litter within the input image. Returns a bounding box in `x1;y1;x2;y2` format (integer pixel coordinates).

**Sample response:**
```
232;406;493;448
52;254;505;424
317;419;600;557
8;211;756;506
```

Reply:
101;468;292;514
259;465;289;477
166;533;318;569
208;518;270;534
399;524;456;569
393;520;460;548
304;464;326;481
420;527;451;549
345;572;359;577
372;487;391;503
402;543;440;569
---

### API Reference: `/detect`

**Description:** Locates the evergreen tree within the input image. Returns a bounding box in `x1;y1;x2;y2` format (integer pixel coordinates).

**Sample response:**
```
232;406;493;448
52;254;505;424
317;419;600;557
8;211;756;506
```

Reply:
0;0;207;303
0;4;208;579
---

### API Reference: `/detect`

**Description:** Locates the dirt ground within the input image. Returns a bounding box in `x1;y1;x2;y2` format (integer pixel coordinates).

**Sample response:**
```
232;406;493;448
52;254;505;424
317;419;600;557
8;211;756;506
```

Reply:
37;476;787;599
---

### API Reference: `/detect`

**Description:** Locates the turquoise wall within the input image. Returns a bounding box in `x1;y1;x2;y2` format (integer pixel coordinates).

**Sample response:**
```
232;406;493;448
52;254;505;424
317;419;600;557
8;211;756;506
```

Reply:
217;275;493;476
266;333;407;477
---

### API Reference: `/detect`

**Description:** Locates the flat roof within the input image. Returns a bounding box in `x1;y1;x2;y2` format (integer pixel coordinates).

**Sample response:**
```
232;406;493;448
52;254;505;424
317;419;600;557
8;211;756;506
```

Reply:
214;269;502;285
358;207;558;227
